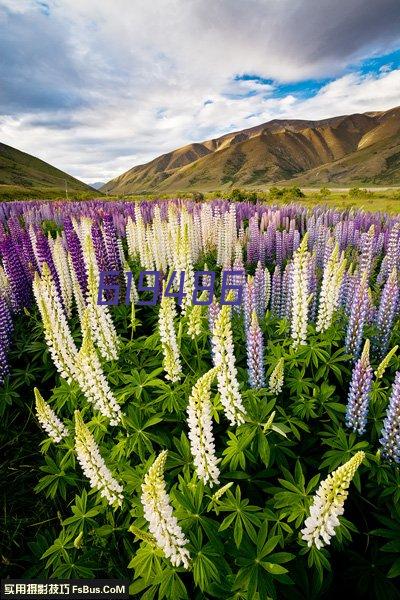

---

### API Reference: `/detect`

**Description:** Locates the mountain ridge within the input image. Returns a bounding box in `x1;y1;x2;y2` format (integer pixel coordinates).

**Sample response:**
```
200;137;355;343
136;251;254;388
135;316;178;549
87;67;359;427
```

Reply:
102;106;400;193
0;142;95;196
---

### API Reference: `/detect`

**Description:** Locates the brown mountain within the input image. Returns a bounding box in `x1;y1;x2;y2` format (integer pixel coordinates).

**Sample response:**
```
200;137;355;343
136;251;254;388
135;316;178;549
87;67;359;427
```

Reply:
102;106;400;193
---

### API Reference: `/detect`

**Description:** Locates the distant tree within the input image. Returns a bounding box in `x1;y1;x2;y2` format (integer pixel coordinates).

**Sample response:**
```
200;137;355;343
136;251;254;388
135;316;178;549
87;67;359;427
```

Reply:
284;186;305;199
192;191;204;202
269;186;284;200
230;188;245;202
247;191;258;203
319;187;331;197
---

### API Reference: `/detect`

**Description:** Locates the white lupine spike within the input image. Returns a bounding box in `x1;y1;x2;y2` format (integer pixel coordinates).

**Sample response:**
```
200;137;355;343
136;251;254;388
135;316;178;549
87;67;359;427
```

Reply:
187;367;220;486
51;236;73;318
34;388;68;443
301;451;365;549
211;299;246;426
74;410;123;507
316;243;347;333
32;264;78;381
291;233;311;348
158;290;182;382
141;451;190;568
269;358;284;395
74;310;122;425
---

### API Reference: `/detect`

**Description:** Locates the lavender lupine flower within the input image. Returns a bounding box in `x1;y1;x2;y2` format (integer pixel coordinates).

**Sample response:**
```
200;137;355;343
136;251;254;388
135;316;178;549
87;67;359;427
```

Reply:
281;263;293;320
102;214;123;274
243;276;255;332
246;311;265;389
0;237;32;311
253;261;266;319
380;371;400;463
345;272;369;359
0;295;12;382
345;339;372;435
33;229;60;289
373;269;399;358
270;265;281;316
64;220;87;296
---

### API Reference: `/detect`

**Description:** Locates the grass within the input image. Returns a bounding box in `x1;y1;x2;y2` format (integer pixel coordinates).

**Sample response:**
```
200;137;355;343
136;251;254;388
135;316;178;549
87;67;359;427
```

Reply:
1;185;400;213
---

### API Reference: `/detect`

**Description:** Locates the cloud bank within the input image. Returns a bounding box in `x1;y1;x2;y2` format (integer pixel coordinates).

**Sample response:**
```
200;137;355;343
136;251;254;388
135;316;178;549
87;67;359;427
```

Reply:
0;0;400;182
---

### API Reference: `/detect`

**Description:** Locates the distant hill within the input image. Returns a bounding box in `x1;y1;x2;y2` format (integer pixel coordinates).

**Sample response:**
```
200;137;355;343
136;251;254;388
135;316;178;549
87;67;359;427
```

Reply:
102;106;400;194
90;181;106;190
0;142;96;199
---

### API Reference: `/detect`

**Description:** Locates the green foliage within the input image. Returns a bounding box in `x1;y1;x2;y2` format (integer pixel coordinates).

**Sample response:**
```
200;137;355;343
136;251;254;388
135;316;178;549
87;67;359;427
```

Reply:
2;295;400;598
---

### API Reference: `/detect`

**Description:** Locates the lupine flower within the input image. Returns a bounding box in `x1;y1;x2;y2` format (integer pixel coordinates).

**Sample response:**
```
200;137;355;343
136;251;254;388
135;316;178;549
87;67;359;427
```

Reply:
74;410;123;507
345;272;369;359
0;293;12;383
0;236;32;311
345;339;372;435
246;311;265;389
51;236;73;318
316;243;346;333
270;265;281;316
243;276;255;332
32;264;78;381
301;451;365;549
253;261;266;319
291;234;311;348
83;234;119;362
269;358;284;395
212;300;246;425
380;371;400;462
75;311;122;425
265;268;271;310
64;220;87;295
187;367;220;486
375;345;398;380
141;450;191;568
34;388;68;443
158;289;182;382
187;291;206;338
373;268;399;358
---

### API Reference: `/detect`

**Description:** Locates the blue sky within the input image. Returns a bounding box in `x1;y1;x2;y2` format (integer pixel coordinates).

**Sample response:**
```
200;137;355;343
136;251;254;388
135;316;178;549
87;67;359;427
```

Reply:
0;0;400;183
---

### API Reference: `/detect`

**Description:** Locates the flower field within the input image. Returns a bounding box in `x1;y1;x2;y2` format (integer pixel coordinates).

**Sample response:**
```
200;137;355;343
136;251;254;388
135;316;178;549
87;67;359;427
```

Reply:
1;199;400;599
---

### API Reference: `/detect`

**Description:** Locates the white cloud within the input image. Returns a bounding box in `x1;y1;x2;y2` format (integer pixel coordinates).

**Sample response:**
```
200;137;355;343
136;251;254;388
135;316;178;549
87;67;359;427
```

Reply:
0;0;399;182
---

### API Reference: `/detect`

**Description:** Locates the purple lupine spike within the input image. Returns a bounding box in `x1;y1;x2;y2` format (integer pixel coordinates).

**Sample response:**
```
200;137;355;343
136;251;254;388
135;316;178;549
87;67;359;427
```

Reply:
275;231;283;266
359;225;375;280
246;311;265;389
373;268;399;357
0;237;32;311
345;273;369;359
91;222;110;273
64;219;87;295
208;296;221;363
380;370;400;462
243;277;255;331
20;231;38;279
253;261;266;319
102;215;122;273
34;229;60;290
207;297;220;334
0;295;13;382
308;255;317;321
231;256;246;314
386;222;400;277
345;340;372;435
271;265;281;316
281;263;293;320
